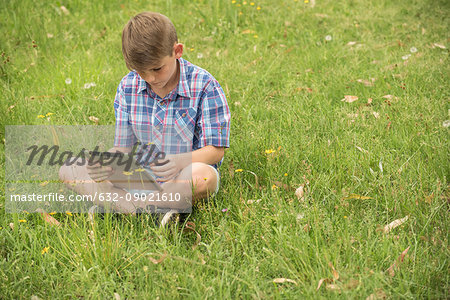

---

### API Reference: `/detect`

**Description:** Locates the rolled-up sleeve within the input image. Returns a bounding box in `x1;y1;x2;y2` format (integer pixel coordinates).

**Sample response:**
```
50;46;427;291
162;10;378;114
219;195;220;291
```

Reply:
113;82;136;147
197;81;231;148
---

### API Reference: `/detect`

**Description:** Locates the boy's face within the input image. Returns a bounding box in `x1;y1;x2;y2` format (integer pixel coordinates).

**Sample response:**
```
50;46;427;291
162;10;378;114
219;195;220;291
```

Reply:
136;43;183;90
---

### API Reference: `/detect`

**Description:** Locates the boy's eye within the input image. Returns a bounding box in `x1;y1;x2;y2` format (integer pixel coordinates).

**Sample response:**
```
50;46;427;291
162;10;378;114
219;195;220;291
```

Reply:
152;67;162;72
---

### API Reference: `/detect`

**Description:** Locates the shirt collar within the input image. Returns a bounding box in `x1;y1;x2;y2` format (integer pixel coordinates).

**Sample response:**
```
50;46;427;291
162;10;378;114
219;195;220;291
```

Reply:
136;58;191;99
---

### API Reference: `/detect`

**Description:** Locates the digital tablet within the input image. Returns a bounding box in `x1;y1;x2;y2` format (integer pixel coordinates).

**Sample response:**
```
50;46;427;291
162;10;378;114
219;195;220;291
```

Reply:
84;150;162;191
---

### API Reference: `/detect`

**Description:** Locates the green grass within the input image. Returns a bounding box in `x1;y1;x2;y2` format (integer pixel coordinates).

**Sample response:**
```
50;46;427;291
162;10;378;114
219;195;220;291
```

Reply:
1;0;449;298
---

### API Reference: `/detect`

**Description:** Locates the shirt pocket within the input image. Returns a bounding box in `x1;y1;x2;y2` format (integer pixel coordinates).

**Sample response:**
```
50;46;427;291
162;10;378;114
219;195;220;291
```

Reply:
173;107;197;144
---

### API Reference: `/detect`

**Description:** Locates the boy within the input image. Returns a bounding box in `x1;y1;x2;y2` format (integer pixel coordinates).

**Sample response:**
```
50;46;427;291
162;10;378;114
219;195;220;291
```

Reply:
59;12;231;218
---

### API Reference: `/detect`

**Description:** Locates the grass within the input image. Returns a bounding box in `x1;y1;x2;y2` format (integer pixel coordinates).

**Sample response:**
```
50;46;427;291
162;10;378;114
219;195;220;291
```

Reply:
0;0;449;298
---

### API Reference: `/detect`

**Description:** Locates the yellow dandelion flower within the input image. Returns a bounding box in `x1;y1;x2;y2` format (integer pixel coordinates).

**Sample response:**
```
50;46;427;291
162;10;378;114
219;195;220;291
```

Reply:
19;219;27;223
0;227;2;230
37;115;45;118
257;6;261;10
239;11;243;15
24;210;30;214
204;177;208;181
250;2;255;5
344;216;347;218
41;246;50;254
49;212;57;215
243;1;247;4
65;211;73;216
135;168;145;172
46;112;54;117
284;173;288;176
236;4;241;7
265;149;276;154
304;0;309;3
190;48;194;52
232;0;236;3
253;34;258;38
271;184;278;190
123;171;134;176
235;169;244;172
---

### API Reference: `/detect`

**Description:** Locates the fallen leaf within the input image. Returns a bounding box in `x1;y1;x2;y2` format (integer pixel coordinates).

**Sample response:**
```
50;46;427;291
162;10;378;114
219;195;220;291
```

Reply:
295;185;305;200
60;6;70;15
183;222;201;250
366;288;387;300
36;208;61;227
114;293;121;300
89;116;99;124
273;278;297;285
346;41;358;46
329;262;339;281
382;216;408;233
316;278;332;290
242;29;256;34
432;43;446;49
386;246;410;276
382;95;395;100
342;194;372;200
148;252;168;264
46;33;54;38
341;95;358;103
344;279;360;290
326;283;341;292
356;79;375;86
372;111;380;119
9;223;14;230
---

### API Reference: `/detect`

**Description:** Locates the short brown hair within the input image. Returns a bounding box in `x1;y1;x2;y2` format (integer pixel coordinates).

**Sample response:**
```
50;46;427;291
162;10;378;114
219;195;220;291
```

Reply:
122;12;178;71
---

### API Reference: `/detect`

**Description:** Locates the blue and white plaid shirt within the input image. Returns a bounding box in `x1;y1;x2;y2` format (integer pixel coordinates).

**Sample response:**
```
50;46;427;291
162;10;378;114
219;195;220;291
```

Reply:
113;58;231;168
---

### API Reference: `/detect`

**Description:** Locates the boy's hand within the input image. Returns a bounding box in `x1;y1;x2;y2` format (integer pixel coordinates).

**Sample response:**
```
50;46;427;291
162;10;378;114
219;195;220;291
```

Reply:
149;154;182;182
86;163;113;182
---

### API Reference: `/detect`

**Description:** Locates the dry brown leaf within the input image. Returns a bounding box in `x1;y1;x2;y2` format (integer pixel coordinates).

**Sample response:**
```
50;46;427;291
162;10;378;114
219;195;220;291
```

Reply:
366;288;387;300
386;246;410;276
382;95;395;100
372;111;380;119
89;116;99;124
148;252;168;264
382;216;408;233
433;43;446;49
36;208;61;227
295;185;305;201
357;78;375;86
9;223;14;230
316;278;332;290
346;41;358;46
367;98;373;104
241;29;256;34
60;6;70;15
303;224;311;232
183;222;201;250
273;278;298;285
341;95;358;103
325;283;341;292
344;279;360;290
328;262;339;281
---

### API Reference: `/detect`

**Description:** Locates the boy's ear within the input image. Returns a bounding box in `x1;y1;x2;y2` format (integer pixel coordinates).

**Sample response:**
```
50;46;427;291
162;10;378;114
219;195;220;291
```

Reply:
173;43;183;59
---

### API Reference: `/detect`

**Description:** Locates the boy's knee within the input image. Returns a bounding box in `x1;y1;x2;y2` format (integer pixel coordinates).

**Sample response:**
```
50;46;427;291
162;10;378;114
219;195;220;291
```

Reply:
191;162;218;193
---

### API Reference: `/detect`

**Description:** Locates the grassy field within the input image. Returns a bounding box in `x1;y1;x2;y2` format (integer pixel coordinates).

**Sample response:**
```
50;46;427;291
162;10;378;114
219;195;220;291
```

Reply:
1;0;449;298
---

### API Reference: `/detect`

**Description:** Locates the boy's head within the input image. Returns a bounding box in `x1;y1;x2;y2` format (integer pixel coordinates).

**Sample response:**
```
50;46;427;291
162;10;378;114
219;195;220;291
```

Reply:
122;12;179;72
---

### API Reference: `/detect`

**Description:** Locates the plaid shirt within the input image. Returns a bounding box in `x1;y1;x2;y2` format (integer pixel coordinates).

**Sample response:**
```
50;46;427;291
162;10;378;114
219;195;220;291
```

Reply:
113;58;231;167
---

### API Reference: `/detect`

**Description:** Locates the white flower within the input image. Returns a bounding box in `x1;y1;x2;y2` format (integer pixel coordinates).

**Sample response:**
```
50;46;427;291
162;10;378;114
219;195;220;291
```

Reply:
197;53;204;59
443;120;450;128
402;54;411;60
410;47;418;53
83;82;96;89
65;78;72;84
325;35;332;41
